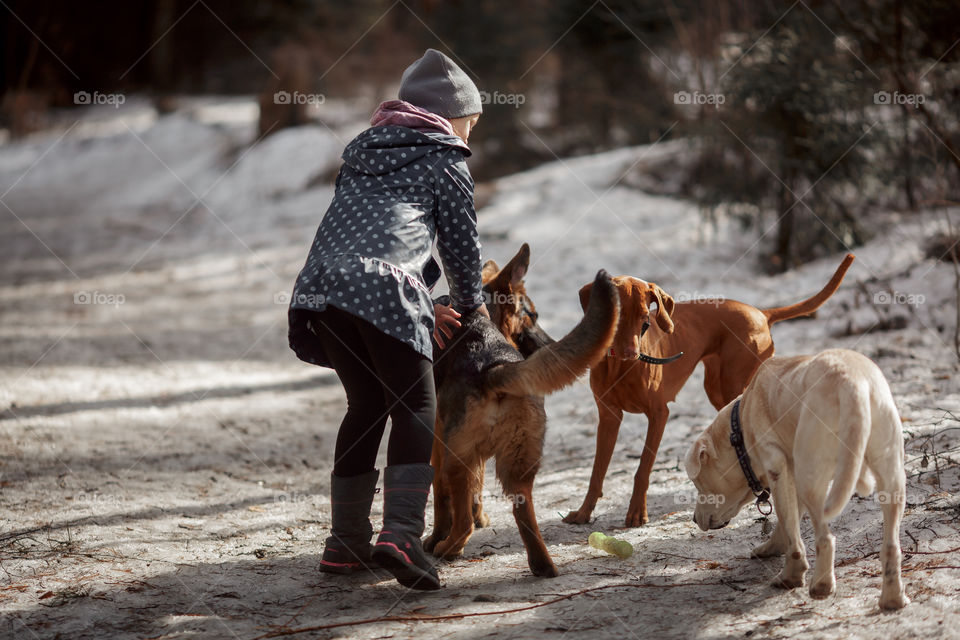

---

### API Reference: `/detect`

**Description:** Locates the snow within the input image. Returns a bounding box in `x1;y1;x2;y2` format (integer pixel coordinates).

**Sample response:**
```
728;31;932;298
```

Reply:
0;96;958;639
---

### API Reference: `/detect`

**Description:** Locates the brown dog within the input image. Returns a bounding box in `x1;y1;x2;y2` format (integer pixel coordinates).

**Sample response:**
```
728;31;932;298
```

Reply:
563;254;854;527
424;245;619;576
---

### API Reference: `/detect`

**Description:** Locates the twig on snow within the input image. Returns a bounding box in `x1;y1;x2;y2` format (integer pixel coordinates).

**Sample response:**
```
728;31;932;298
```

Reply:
249;580;724;639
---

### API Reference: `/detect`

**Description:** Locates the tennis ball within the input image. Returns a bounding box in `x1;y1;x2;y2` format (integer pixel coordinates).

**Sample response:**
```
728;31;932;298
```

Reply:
588;532;633;559
588;531;606;549
611;540;634;559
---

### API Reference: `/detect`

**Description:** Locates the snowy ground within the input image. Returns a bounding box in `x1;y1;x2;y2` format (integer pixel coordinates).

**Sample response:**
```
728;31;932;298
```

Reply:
0;98;958;639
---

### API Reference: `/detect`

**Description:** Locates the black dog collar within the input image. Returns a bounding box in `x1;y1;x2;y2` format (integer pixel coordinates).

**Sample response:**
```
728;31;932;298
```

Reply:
606;348;684;364
729;399;773;515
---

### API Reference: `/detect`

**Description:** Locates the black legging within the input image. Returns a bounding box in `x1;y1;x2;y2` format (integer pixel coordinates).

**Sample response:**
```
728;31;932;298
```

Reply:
310;307;436;477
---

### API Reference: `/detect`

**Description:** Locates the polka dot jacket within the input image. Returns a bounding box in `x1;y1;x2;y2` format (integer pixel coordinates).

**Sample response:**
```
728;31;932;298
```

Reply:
287;125;485;367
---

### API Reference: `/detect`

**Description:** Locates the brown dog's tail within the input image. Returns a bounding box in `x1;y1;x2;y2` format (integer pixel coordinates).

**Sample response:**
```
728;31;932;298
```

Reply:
762;254;854;325
483;270;619;397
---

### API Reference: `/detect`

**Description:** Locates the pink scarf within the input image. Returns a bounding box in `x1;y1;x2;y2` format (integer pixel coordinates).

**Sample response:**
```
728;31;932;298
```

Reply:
370;99;457;137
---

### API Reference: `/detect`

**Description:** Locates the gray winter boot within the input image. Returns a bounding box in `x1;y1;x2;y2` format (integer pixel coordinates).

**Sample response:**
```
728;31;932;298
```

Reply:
372;464;441;590
320;469;380;574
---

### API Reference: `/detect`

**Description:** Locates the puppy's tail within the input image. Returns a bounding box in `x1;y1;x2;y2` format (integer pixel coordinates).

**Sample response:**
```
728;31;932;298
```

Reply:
483;270;619;397
823;378;871;521
763;254;854;325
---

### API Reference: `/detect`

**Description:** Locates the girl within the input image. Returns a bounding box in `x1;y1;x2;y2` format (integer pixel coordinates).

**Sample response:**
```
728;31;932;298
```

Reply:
287;48;487;590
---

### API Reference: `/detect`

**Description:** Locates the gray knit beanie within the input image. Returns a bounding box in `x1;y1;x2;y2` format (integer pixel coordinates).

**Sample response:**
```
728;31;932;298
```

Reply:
398;49;483;119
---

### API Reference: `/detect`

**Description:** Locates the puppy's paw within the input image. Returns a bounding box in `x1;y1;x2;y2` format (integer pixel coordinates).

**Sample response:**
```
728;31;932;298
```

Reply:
423;533;439;553
624;509;649;528
432;537;465;560
562;509;592;525
879;591;910;610
751;540;784;558
473;510;490;528
529;558;559;578
772;572;805;590
809;579;835;599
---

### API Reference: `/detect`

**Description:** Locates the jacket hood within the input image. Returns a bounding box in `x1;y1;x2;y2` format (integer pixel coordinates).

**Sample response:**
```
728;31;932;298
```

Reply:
341;125;470;176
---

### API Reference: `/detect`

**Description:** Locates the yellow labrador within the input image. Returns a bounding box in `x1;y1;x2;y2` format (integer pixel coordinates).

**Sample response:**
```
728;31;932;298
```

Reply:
684;349;909;610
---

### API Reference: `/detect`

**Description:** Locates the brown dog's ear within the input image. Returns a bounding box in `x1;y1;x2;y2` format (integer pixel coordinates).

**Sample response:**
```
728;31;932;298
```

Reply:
651;285;676;333
481;259;500;284
500;243;530;287
578;282;594;313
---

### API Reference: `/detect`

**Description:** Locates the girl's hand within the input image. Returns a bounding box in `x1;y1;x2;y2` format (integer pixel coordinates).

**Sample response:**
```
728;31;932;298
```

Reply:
433;304;462;349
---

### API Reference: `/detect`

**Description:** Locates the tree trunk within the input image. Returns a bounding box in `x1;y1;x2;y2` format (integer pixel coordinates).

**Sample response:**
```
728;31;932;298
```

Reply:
774;167;796;272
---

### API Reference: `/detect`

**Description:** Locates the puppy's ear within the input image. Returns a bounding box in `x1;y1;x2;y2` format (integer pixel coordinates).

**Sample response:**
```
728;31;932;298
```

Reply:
651;285;676;333
481;259;500;284
684;436;714;479
578;282;594;313
684;440;702;479
501;243;530;287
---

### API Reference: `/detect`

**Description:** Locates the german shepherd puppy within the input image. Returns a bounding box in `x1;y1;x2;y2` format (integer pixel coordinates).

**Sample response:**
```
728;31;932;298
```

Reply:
424;244;619;577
